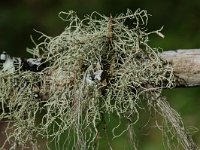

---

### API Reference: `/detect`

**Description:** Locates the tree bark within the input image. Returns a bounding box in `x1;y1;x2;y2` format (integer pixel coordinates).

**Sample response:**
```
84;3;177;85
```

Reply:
159;49;200;87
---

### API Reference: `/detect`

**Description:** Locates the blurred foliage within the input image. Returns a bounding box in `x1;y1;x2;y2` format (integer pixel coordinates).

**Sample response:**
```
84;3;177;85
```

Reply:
0;0;200;149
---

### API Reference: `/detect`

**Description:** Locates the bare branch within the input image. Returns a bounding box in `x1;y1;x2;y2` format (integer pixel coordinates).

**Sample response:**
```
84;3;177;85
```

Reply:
160;49;200;87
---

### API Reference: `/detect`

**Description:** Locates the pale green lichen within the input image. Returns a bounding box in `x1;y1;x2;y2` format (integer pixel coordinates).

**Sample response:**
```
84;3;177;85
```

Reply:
0;9;197;150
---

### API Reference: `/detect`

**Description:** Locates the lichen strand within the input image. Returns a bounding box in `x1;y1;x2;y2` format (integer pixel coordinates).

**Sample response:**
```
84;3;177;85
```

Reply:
0;9;196;150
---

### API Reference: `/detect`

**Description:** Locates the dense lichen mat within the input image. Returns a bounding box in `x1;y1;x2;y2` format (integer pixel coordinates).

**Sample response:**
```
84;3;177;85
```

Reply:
0;9;197;150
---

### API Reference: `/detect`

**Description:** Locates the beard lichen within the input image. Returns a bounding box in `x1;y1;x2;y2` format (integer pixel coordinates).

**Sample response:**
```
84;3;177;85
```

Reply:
0;9;197;150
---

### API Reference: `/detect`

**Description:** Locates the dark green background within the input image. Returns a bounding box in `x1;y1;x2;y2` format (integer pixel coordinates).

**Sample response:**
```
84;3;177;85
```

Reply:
0;0;200;149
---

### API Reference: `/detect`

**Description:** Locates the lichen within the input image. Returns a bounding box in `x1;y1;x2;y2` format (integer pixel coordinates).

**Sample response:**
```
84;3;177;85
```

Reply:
0;9;197;150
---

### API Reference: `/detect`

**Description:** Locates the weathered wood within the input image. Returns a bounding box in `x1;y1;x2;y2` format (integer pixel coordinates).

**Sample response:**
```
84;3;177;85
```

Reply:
160;49;200;87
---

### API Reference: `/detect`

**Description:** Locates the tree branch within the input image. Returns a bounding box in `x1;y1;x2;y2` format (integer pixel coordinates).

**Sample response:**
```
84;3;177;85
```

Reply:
160;49;200;87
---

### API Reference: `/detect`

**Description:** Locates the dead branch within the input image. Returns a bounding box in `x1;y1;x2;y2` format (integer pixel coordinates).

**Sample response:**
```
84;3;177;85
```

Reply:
160;49;200;87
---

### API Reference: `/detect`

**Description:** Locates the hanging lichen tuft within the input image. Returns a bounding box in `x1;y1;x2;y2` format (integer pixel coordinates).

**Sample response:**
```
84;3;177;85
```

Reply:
0;9;197;150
